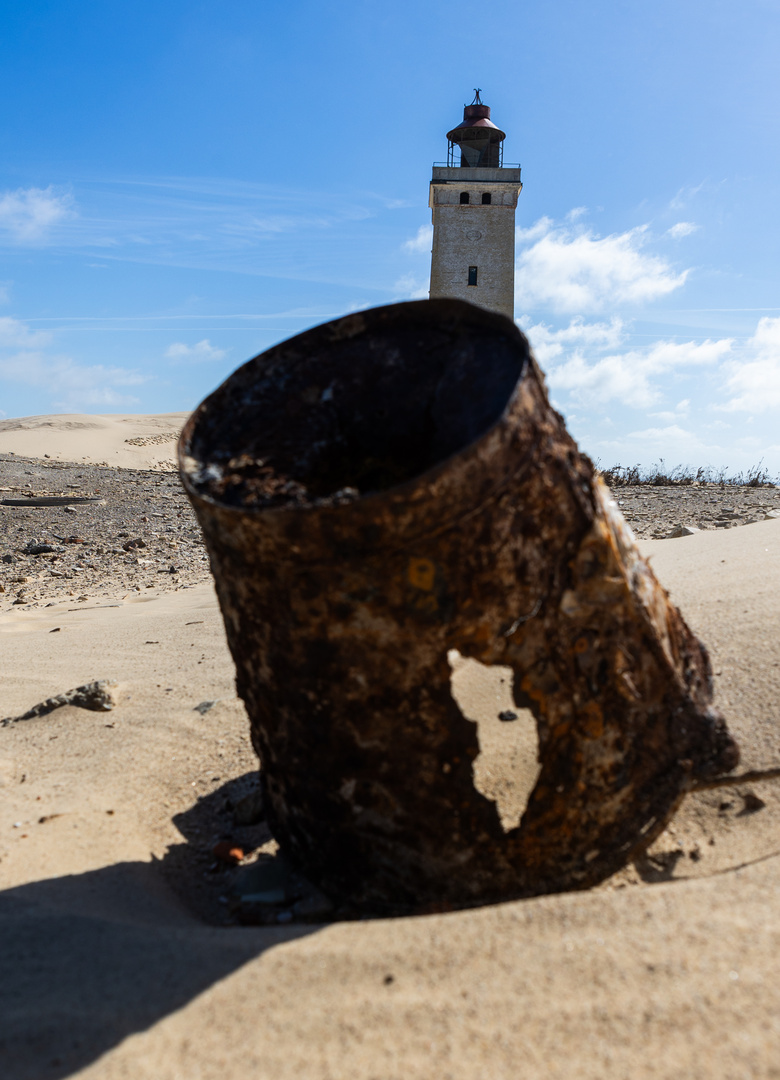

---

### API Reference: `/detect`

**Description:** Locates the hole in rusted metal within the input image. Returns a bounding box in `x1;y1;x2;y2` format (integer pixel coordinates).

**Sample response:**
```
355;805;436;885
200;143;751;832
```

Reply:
448;650;541;832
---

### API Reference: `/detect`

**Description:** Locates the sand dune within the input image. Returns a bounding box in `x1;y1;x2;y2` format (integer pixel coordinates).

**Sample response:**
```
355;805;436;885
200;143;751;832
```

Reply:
0;413;189;470
2;481;780;1075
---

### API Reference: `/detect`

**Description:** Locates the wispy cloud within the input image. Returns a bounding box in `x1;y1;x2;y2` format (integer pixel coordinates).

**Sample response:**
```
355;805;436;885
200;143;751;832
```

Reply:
515;218;688;313
669;182;706;211
165;338;228;362
0;186;75;244
0;176;383;284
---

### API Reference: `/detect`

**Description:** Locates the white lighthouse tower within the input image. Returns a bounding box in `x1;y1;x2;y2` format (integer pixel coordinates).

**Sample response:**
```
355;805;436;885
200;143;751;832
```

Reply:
429;91;522;320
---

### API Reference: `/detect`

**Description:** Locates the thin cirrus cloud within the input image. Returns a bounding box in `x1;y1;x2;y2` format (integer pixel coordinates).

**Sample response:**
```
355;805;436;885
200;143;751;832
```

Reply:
515;217;689;313
0;186;74;244
0;176;380;288
165;339;228;363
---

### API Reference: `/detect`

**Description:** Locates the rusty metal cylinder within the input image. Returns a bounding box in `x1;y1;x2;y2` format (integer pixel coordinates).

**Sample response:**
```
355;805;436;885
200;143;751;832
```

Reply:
179;299;738;913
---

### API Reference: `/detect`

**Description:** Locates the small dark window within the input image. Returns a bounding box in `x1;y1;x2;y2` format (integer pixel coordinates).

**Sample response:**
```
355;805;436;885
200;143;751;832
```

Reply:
459;191;470;205
467;266;478;286
481;192;492;205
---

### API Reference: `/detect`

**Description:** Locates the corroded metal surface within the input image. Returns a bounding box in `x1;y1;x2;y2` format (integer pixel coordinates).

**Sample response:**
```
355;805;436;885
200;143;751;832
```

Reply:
179;299;738;914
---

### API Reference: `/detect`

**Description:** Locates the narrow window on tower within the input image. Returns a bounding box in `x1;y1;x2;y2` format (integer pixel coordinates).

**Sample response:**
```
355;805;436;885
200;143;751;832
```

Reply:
459;191;470;205
468;266;478;286
481;192;492;205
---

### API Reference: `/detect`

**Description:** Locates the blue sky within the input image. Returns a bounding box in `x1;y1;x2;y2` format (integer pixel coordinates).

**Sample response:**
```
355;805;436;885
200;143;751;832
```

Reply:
1;0;779;471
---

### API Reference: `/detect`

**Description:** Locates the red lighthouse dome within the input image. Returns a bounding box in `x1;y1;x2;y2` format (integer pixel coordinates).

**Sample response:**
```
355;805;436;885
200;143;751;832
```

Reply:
445;90;506;168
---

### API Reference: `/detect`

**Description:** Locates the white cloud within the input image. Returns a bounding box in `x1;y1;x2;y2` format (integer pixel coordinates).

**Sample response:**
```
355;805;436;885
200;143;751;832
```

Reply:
720;317;780;412
521;316;625;366
0;316;51;349
522;315;729;410
0;315;146;410
592;423;729;467
649;411;679;424
402;224;433;254
165;339;227;362
547;337;732;409
627;423;700;444
667;221;698;239
516;217;555;244
392;273;429;300
649;398;691;424
515;218;688;313
0;350;146;410
0;186;74;243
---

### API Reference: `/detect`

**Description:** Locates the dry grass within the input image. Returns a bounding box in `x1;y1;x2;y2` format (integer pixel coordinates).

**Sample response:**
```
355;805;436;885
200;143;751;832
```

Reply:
597;458;776;488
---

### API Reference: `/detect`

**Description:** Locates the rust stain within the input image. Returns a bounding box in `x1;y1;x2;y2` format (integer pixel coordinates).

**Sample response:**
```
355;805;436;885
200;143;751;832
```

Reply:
407;557;436;592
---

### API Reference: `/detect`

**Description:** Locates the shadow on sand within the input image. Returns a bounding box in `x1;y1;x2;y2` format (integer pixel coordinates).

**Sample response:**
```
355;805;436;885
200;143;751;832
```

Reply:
0;778;320;1080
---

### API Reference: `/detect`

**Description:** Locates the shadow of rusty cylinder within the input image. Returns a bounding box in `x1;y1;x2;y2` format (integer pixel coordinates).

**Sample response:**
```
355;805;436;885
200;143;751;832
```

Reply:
179;299;739;914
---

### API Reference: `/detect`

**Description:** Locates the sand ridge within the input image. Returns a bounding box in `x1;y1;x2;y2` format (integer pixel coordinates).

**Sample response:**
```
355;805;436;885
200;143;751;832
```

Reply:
0;413;189;471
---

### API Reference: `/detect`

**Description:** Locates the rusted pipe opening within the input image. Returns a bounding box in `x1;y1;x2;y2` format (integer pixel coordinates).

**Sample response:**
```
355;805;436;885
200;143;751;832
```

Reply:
184;306;526;509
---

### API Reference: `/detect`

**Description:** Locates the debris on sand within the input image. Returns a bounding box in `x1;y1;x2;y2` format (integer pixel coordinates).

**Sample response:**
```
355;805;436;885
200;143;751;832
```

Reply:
2;679;118;725
212;841;245;865
194;700;219;715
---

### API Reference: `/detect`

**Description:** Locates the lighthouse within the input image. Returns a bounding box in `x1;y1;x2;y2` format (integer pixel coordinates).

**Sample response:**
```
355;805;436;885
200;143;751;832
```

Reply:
429;91;522;320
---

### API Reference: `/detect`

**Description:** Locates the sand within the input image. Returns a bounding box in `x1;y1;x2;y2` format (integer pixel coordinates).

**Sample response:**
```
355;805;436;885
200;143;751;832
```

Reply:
2;418;780;1079
0;414;188;471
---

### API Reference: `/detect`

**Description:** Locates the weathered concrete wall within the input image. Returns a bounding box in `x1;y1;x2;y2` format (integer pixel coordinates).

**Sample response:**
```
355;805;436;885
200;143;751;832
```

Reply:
429;172;522;320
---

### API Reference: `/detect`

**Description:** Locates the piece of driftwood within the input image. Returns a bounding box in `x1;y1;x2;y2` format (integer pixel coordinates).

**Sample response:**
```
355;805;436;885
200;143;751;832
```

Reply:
179;299;739;914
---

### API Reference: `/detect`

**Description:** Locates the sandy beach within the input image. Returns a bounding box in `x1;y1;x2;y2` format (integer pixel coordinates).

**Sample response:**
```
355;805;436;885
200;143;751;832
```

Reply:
2;416;780;1078
0;414;188;472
